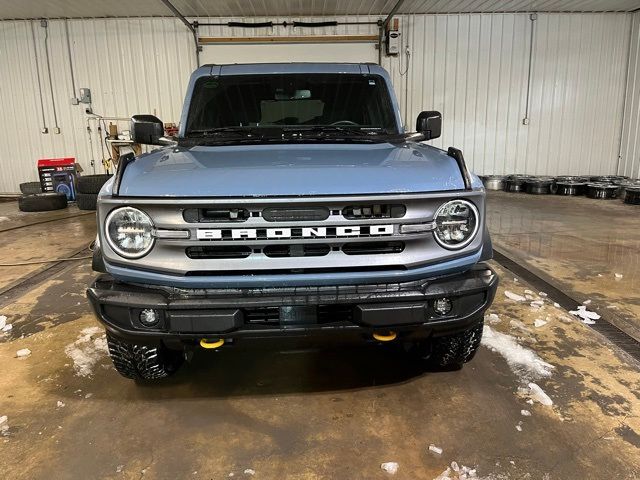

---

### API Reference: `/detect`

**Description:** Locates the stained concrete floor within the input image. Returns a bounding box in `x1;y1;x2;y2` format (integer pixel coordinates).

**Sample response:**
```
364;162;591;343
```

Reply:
487;191;640;342
0;201;639;479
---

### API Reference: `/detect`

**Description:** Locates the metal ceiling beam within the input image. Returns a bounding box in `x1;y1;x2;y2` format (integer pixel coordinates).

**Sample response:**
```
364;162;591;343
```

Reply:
383;0;406;29
159;0;201;66
378;0;405;65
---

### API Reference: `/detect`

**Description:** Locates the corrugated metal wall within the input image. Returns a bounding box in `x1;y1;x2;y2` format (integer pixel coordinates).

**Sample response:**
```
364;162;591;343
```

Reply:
386;13;631;176
620;11;640;179
0;18;195;192
0;13;634;192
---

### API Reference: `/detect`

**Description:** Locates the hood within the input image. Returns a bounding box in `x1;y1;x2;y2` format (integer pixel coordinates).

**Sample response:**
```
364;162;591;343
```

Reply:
118;142;469;197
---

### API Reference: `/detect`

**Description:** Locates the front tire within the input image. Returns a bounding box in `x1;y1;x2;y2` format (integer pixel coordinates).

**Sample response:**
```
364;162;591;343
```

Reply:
412;320;484;370
106;333;183;380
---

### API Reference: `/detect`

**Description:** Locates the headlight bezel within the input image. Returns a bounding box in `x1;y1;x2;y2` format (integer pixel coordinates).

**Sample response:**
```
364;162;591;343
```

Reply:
104;206;156;259
432;199;480;250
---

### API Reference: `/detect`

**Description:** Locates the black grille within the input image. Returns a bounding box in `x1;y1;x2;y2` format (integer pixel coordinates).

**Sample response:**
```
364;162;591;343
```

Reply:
342;204;405;219
185;265;406;276
262;207;330;222
186;246;252;259
244;307;280;324
183;208;250;223
342;241;405;255
317;304;354;322
263;244;330;258
243;305;354;325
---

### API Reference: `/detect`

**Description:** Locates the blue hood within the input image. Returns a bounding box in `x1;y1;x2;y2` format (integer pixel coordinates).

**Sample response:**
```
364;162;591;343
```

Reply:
118;142;468;197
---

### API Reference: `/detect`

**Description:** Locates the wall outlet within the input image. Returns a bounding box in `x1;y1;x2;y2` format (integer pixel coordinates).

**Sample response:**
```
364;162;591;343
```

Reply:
53;127;61;134
41;127;49;134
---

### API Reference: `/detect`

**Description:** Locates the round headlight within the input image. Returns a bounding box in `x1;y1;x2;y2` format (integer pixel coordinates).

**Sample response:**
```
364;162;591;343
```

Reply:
433;200;479;249
105;207;155;258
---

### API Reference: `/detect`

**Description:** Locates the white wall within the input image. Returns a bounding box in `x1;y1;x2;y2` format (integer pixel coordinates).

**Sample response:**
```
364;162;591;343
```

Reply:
620;11;640;179
0;13;635;193
0;18;195;192
387;13;631;176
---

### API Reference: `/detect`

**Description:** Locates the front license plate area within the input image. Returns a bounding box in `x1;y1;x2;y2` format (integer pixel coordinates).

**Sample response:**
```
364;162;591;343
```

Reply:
280;306;317;326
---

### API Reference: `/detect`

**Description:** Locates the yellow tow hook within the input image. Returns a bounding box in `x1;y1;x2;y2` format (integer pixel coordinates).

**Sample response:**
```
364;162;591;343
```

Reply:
373;331;397;342
200;338;225;349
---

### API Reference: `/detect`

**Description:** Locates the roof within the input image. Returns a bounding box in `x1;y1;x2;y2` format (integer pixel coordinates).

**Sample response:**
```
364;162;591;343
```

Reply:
2;0;639;20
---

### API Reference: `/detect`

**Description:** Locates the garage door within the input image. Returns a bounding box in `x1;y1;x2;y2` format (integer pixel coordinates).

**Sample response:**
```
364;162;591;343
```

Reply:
200;42;377;64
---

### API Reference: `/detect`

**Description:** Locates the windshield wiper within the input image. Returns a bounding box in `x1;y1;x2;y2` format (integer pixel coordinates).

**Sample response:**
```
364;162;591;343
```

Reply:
187;127;258;137
282;126;390;138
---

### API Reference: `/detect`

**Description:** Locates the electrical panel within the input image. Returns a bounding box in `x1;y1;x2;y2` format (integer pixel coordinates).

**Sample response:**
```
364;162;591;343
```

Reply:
385;18;401;56
79;88;92;104
386;30;401;55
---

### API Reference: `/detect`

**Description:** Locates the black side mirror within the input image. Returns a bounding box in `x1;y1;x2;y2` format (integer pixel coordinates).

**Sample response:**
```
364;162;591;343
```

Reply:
131;115;165;145
416;111;442;140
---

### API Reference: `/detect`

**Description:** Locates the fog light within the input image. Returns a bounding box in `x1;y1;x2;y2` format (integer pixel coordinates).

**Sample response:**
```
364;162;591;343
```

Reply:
433;297;453;315
139;308;159;327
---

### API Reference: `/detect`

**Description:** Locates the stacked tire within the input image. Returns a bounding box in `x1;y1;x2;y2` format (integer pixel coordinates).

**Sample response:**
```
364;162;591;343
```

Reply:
18;182;68;213
76;174;112;211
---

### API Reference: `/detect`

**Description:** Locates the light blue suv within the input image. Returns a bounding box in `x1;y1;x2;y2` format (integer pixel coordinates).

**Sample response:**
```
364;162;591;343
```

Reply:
87;63;497;380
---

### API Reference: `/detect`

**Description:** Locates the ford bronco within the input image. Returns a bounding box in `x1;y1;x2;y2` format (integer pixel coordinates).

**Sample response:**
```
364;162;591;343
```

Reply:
87;63;497;380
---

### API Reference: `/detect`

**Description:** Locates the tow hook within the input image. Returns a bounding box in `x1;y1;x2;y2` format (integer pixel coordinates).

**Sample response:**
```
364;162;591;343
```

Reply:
373;331;397;342
200;338;225;349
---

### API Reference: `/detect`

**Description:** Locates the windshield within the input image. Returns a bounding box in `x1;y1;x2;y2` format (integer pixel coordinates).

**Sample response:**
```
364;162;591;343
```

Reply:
185;73;398;137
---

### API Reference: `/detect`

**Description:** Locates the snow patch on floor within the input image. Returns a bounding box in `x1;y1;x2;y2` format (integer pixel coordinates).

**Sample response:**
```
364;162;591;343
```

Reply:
482;326;554;381
528;382;553;406
16;348;31;358
380;462;399;475
433;462;508;480
64;327;108;377
504;291;526;302
569;305;600;324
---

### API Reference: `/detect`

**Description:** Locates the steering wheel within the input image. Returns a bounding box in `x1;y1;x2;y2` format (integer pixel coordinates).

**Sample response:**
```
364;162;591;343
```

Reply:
330;120;359;126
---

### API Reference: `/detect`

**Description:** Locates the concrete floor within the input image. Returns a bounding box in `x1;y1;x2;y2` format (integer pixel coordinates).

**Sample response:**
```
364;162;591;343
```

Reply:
487;191;640;342
0;200;639;479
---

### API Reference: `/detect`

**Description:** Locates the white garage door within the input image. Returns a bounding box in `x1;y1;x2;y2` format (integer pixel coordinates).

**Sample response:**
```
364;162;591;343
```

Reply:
200;42;377;65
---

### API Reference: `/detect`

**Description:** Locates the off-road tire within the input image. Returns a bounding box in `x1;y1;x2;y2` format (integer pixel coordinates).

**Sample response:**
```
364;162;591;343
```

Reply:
77;174;112;194
18;193;68;212
19;182;42;195
76;192;98;211
413;320;484;370
106;333;183;380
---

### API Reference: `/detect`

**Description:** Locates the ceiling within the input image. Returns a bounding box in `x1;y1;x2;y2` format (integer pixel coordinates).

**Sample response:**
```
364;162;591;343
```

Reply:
1;0;639;20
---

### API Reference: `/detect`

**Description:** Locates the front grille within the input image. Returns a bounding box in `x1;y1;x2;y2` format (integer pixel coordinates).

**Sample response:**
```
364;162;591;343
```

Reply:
244;307;280;324
317;304;354;322
262;206;330;222
183;208;251;223
111;192;477;277
263;244;331;258
243;305;354;325
185;265;406;276
342;204;406;219
186;246;252;259
342;241;404;255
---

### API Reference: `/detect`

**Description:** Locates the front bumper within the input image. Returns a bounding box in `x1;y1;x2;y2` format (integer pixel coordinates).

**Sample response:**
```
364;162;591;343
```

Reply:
87;264;498;345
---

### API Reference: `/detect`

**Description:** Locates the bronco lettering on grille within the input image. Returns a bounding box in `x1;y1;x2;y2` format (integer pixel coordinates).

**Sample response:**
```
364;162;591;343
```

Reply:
196;225;394;240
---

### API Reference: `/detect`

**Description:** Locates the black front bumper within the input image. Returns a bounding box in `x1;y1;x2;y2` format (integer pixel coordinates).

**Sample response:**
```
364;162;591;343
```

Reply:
87;264;498;345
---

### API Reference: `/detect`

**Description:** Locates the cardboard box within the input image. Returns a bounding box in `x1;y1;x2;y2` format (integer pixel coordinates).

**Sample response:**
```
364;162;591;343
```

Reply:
37;158;77;201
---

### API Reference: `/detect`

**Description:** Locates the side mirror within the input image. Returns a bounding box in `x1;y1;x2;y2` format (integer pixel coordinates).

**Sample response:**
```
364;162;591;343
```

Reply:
131;115;165;145
416;111;442;140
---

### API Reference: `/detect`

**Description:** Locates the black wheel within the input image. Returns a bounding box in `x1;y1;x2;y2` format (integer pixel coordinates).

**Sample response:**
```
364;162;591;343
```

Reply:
411;320;484;370
18;193;67;212
19;182;42;194
77;174;112;194
106;333;183;380
76;192;98;210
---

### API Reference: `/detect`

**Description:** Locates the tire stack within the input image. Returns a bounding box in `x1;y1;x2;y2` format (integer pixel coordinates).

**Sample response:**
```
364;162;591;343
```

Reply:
18;182;68;213
76;174;113;211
